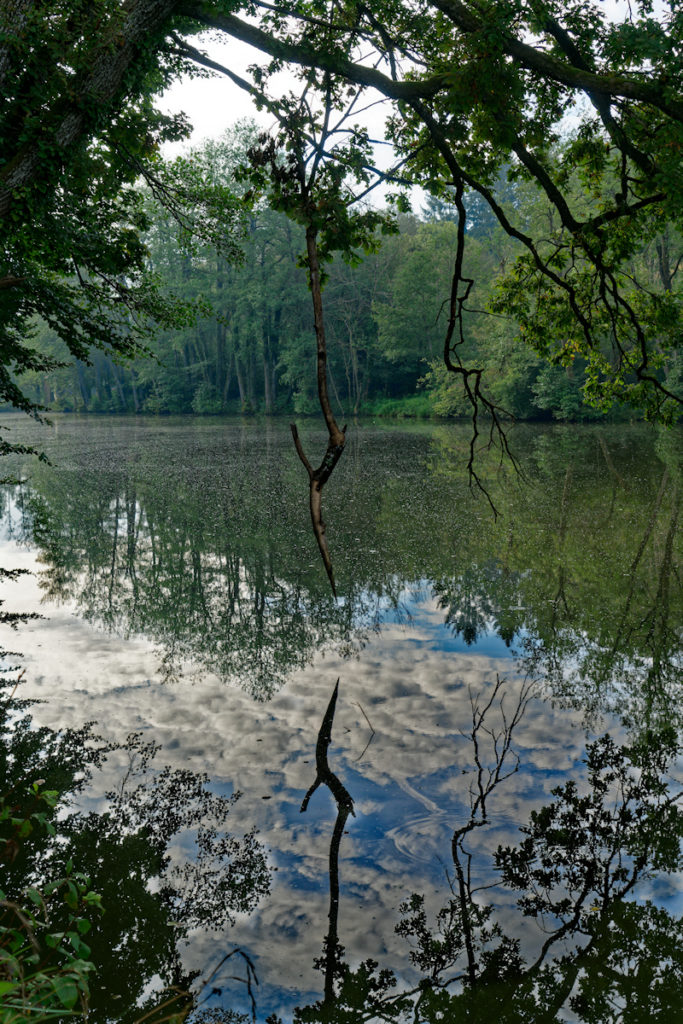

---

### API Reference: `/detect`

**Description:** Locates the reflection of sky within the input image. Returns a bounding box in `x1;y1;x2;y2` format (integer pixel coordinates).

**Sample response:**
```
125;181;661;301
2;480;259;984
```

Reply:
385;584;521;657
0;531;616;1021
0;418;678;1021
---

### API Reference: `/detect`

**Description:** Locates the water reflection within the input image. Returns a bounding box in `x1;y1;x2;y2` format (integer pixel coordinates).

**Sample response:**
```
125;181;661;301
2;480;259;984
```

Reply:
0;661;270;1022
427;425;682;733
273;682;683;1024
0;417;680;1021
2;615;682;1020
2;424;390;697
0;419;680;721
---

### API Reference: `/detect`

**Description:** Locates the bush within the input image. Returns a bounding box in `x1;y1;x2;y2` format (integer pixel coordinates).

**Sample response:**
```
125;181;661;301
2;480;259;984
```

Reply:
0;780;101;1022
191;382;223;415
531;363;603;421
361;394;434;418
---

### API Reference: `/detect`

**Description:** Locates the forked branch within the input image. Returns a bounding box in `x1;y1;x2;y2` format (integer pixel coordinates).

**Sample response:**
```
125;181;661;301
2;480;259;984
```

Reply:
291;226;347;596
450;675;533;986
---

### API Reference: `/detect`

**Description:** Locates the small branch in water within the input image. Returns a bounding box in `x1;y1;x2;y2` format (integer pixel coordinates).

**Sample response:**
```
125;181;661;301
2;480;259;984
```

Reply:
291;423;346;596
289;220;347;596
352;699;376;762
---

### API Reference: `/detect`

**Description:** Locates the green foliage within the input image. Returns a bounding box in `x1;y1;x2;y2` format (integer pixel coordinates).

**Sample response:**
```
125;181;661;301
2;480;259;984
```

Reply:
191;382;223;415
360;394;433;419
239;114;397;276
531;364;600;421
24;163;666;424
207;0;683;424
1;0;682;438
374;219;464;366
0;781;100;1022
0;2;246;425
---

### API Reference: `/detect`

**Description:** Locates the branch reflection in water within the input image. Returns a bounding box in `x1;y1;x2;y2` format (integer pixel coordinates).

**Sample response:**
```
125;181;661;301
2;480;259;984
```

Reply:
0;420;678;720
0;418;680;1020
282;680;683;1024
299;680;355;1007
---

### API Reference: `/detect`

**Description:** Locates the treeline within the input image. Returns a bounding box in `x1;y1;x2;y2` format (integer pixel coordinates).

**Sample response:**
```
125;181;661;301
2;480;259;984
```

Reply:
18;133;682;422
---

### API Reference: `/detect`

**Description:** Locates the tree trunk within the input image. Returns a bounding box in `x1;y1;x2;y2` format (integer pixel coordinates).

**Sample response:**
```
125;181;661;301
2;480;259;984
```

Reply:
113;364;127;409
305;225;344;448
129;368;141;413
76;362;89;409
223;350;234;404
235;357;247;408
263;351;273;414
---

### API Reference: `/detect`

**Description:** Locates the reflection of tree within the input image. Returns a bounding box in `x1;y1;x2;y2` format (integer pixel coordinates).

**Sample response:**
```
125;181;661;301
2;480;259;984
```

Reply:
0;675;270;1022
299;680;355;1007
429;426;682;734
287;682;683;1023
7;458;386;699
2;423;680;716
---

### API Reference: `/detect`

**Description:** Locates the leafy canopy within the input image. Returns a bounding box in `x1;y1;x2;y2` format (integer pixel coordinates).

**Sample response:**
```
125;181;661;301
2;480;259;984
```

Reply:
1;0;681;421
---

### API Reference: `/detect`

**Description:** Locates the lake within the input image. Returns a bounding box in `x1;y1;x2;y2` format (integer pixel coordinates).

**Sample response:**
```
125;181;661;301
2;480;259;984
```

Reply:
0;414;681;1023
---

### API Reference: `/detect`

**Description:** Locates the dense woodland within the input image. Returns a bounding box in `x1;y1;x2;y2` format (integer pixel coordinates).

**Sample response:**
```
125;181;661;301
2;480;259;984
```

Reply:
15;129;682;424
2;0;682;435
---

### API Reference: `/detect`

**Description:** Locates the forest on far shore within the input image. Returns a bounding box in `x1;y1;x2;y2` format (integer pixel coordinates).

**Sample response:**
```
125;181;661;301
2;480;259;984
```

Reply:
15;127;682;425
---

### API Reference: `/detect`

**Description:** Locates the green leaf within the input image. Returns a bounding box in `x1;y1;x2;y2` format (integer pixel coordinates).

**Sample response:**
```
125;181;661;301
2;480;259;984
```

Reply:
51;976;79;1009
64;881;78;910
66;931;90;958
25;888;44;908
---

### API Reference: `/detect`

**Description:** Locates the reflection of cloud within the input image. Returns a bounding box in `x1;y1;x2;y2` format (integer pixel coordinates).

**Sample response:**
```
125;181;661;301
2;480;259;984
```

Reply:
0;538;612;1019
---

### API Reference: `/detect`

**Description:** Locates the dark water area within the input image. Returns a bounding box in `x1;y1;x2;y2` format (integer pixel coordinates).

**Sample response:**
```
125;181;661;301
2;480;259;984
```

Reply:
0;414;681;1022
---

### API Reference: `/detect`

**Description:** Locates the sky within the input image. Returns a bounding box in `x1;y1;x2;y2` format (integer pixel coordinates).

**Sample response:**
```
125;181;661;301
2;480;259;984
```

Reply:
158;28;402;208
158;0;642;149
160;34;390;150
160;37;274;148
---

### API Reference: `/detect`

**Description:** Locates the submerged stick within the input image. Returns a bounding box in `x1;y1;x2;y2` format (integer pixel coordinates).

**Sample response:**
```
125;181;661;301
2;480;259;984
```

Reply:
291;424;345;595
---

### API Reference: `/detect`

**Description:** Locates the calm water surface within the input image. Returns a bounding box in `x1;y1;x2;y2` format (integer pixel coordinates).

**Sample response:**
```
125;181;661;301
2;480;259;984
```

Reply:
0;415;681;1022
